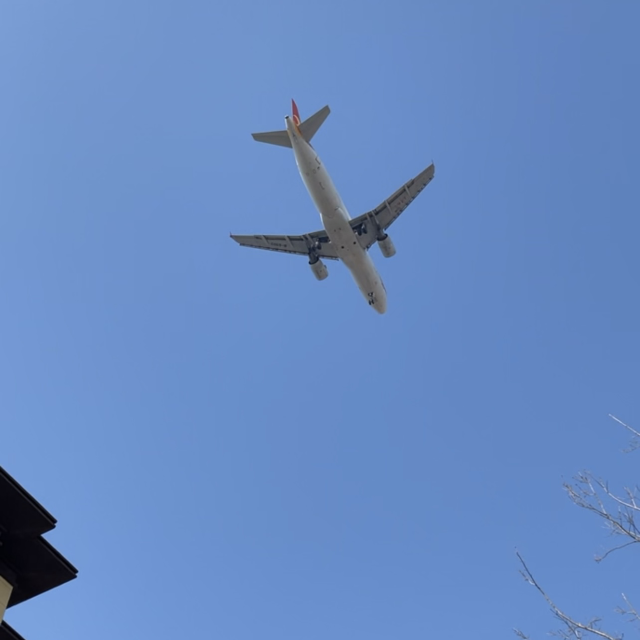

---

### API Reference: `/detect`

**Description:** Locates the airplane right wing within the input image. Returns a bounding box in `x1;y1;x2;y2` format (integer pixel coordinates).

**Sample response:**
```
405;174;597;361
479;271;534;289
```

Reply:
230;230;340;260
350;163;435;250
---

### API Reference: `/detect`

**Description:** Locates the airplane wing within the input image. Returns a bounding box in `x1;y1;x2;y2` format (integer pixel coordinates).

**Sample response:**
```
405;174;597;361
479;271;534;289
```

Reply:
230;230;340;260
350;163;435;250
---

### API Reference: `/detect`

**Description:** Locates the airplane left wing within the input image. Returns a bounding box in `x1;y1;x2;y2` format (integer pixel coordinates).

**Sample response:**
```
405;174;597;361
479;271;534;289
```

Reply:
230;230;339;260
350;163;435;250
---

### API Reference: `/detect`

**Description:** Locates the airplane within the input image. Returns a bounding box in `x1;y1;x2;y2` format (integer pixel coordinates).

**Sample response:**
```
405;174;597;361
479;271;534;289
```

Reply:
230;100;435;314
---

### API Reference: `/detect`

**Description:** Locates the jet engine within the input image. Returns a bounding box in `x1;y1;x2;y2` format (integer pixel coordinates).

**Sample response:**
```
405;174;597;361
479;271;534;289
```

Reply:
309;257;329;281
377;234;396;258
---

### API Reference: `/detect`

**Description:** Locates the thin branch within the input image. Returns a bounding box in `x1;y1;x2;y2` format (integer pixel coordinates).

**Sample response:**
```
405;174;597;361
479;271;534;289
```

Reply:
516;551;621;640
564;471;640;554
601;485;640;514
594;539;638;563
610;414;640;453
518;417;638;639
615;593;640;625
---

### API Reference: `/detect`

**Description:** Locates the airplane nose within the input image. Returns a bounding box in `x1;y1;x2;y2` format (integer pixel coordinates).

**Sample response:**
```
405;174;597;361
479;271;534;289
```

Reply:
376;283;387;314
374;291;387;314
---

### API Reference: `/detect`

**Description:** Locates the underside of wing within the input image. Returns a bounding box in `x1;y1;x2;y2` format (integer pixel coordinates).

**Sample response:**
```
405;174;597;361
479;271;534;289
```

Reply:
230;231;339;260
350;163;435;250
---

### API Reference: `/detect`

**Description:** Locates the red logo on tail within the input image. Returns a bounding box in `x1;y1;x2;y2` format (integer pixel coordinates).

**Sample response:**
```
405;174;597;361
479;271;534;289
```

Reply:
292;99;301;126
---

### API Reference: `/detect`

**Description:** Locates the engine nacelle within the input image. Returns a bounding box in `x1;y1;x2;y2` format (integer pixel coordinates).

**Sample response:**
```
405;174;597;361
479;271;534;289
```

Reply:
309;257;329;281
377;234;396;258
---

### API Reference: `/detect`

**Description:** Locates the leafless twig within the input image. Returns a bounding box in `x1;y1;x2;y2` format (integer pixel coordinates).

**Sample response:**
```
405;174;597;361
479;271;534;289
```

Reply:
564;471;640;561
616;593;640;627
516;417;639;639
515;551;621;640
610;414;640;453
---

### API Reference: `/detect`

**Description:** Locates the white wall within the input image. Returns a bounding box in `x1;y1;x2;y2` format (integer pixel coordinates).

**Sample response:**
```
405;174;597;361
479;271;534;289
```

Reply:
0;575;12;620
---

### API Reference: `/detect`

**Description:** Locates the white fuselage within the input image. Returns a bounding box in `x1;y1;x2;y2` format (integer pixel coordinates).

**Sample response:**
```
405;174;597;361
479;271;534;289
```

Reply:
285;116;387;314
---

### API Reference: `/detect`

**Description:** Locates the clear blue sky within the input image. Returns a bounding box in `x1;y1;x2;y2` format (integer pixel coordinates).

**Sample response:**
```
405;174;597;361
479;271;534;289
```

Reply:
1;2;639;638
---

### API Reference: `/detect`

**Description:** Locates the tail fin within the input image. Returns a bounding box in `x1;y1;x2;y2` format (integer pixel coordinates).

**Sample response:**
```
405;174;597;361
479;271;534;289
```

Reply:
251;102;331;148
292;99;301;127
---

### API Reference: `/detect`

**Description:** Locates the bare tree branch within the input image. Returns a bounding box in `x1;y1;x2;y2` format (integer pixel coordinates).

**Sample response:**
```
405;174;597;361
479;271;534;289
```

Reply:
615;593;640;627
610;414;640;453
517;418;639;639
594;539;637;563
515;551;621;640
564;470;640;562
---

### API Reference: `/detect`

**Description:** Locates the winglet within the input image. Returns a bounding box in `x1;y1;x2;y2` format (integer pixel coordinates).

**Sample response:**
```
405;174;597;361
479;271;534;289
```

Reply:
292;99;301;126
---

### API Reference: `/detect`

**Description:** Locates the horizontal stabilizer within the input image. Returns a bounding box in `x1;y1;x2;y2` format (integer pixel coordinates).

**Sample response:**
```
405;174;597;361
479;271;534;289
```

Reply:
251;130;292;148
251;104;331;147
300;105;330;142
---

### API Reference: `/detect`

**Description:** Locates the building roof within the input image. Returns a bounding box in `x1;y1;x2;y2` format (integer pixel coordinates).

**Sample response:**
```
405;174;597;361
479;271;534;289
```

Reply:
0;621;26;640
0;466;78;608
0;468;56;537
